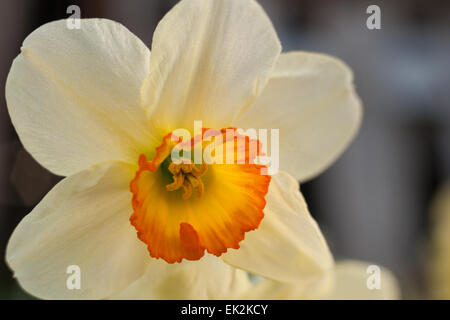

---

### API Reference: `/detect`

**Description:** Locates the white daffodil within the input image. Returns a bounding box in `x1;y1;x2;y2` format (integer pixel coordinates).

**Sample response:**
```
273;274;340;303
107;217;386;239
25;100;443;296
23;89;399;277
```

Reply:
428;183;450;299
5;0;361;299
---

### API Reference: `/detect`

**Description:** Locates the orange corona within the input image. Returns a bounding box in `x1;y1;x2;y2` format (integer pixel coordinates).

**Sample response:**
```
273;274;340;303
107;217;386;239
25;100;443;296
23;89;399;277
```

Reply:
129;129;271;263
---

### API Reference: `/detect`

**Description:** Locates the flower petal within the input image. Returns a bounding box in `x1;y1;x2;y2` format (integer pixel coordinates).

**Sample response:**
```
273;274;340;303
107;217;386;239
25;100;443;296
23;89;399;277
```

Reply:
239;272;333;300
6;161;149;299
428;183;450;299
235;51;362;182
322;261;400;300
222;171;334;284
6;19;158;176
240;261;400;300
143;0;281;133
112;254;251;299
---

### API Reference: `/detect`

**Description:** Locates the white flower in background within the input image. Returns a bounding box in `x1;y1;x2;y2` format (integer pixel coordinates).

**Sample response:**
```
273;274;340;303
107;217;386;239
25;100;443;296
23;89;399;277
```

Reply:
428;183;450;299
5;0;362;299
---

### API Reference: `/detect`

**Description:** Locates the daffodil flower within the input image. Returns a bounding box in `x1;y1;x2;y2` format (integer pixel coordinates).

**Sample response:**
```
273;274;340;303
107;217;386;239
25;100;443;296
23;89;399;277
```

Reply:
5;0;361;299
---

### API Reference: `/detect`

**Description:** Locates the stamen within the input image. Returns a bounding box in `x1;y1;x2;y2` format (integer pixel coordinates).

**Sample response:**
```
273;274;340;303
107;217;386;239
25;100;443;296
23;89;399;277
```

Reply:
166;162;208;199
182;180;193;200
166;173;184;191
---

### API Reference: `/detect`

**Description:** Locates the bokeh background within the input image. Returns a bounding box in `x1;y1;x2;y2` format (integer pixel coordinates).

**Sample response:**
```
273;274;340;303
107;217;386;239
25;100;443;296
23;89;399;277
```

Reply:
0;0;449;299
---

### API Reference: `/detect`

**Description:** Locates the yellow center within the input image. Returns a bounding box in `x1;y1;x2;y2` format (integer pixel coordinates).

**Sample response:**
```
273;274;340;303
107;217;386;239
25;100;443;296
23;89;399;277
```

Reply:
129;129;271;263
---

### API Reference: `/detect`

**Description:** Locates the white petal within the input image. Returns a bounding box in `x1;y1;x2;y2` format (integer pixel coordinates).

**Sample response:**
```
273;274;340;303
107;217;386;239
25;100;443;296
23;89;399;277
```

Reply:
241;261;400;300
239;272;333;300
6;19;158;176
222;171;334;285
323;261;400;300
6;161;149;299
112;255;251;300
235;51;362;182
143;0;281;133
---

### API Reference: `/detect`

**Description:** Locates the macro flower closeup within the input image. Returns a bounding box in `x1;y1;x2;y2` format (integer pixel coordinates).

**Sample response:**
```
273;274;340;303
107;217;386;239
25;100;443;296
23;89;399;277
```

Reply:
5;0;362;299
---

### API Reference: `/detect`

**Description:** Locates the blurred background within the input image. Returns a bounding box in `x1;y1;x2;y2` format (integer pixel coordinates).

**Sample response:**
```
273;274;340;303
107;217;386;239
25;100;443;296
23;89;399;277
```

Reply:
0;0;449;299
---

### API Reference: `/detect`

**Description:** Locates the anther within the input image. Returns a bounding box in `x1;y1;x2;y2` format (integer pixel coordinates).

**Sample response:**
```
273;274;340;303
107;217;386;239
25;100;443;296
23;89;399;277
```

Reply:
166;162;208;199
